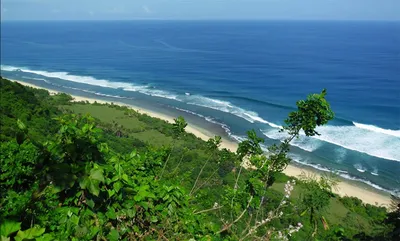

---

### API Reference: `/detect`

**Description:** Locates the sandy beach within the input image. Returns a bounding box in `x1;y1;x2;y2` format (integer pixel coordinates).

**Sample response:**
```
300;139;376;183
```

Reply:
11;79;392;207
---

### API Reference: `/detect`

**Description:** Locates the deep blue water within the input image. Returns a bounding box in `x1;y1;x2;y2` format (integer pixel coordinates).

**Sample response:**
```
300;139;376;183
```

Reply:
1;21;399;194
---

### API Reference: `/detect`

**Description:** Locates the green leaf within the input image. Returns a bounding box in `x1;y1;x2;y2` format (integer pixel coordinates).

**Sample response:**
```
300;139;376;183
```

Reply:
87;181;101;197
107;229;119;241
150;216;158;223
79;177;101;196
35;233;55;241
162;194;170;201
155;205;164;211
74;226;88;238
0;221;21;237
134;185;155;202
80;168;105;196
113;182;123;193
88;227;100;239
14;226;45;241
124;208;136;218
122;174;129;183
16;119;26;131
107;189;116;198
86;199;95;209
50;185;62;194
106;208;117;220
99;143;109;153
114;163;123;176
82;124;90;133
130;150;137;158
139;201;149;210
70;215;80;226
90;168;105;182
1;235;10;241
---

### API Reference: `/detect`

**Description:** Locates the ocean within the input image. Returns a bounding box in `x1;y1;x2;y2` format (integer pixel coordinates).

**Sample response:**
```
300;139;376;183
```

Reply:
1;20;399;195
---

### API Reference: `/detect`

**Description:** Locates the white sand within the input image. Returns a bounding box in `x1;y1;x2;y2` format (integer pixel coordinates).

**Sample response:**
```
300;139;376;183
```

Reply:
11;79;392;206
283;165;391;206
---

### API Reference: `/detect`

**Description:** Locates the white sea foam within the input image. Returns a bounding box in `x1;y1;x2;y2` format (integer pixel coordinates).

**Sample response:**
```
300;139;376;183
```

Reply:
1;65;178;100
353;122;400;137
354;163;367;173
261;129;323;152
229;134;247;143
173;106;205;118
123;86;178;100
21;76;47;81
184;95;277;127
172;106;233;136
334;148;347;164
3;64;399;162
186;96;258;123
67;88;128;100
313;125;400;162
170;106;400;195
20;78;132;100
1;65;20;72
338;173;398;195
289;155;398;195
371;167;379;176
3;65;271;125
10;67;125;88
290;156;336;174
262;122;400;162
2;65;279;127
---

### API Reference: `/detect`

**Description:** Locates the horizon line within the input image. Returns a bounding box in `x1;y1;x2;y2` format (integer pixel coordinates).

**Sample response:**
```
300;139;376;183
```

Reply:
2;18;400;22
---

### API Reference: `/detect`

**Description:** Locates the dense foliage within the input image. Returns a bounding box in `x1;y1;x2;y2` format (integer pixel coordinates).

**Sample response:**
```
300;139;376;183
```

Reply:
0;77;398;240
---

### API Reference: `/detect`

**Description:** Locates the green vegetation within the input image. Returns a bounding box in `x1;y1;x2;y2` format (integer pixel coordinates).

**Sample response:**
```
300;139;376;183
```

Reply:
1;77;398;240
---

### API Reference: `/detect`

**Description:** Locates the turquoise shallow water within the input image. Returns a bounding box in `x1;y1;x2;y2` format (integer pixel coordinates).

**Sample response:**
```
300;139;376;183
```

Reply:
1;21;399;194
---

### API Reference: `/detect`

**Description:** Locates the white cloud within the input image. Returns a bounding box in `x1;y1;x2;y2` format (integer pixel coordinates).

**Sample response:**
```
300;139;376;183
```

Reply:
109;6;125;13
1;1;8;13
142;5;151;14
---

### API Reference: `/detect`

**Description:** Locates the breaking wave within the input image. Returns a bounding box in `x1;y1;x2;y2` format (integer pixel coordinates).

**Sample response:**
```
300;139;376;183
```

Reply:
290;155;398;195
353;122;400;137
262;123;400;162
1;65;178;100
2;64;399;162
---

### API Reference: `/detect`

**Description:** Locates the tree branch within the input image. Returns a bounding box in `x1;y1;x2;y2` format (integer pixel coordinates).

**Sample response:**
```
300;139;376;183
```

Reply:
219;195;253;234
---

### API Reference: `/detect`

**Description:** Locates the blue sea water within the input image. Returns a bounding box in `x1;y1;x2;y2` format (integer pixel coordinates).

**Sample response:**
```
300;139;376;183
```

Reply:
1;21;399;194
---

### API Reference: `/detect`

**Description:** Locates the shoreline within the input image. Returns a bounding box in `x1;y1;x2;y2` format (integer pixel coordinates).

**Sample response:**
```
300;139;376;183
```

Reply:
10;79;392;206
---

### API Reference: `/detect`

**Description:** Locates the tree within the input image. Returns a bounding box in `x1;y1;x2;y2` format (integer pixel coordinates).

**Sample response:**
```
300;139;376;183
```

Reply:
386;195;400;240
172;116;188;136
159;116;187;179
299;173;338;238
2;81;344;240
190;135;222;195
1;114;200;240
215;89;335;240
284;89;334;137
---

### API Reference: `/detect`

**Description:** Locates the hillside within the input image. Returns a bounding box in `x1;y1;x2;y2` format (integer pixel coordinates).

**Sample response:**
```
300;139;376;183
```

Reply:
0;77;398;240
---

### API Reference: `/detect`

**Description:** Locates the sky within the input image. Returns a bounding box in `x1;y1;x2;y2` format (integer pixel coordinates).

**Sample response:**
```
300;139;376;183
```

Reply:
1;0;399;21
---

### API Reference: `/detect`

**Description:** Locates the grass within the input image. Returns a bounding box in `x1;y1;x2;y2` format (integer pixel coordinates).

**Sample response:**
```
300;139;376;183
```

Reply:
271;182;362;227
63;102;380;236
133;129;174;146
325;198;350;224
62;103;174;147
64;104;146;130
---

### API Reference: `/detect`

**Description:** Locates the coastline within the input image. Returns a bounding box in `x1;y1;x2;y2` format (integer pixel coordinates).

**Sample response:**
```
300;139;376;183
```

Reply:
10;79;392;207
